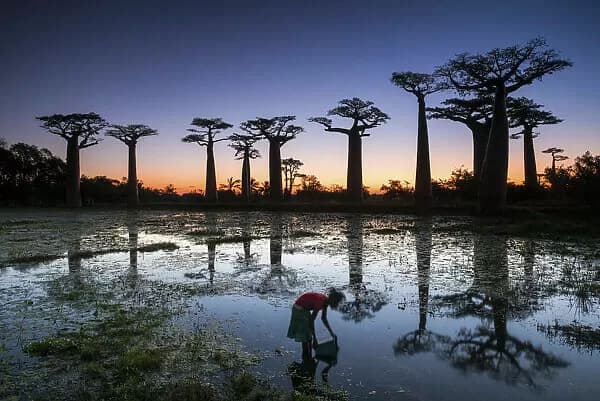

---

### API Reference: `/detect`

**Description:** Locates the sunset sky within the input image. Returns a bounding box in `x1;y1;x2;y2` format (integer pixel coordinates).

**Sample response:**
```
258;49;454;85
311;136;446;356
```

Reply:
1;0;599;192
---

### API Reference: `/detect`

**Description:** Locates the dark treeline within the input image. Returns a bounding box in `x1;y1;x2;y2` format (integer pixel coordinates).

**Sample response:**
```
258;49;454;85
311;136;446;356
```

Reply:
1;138;599;208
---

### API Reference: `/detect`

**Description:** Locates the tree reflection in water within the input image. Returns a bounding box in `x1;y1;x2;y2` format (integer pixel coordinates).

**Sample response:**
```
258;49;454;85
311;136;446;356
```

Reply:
395;233;569;387
339;215;388;322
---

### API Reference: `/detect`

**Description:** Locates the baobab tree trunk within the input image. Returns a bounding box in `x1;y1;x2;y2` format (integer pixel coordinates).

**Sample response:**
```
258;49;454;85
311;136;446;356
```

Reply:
241;150;251;202
347;133;363;201
414;97;432;212
268;140;283;201
65;137;82;208
478;84;509;215
127;143;139;208
347;216;363;286
415;221;432;331
205;140;218;202
523;128;538;189
470;123;491;182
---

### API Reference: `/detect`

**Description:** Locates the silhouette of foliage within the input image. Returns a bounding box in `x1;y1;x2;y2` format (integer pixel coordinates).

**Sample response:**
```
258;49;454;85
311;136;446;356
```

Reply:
241;116;303;200
310;98;389;201
281;158;303;197
36;113;108;207
427;96;494;180
106;124;158;207
0;142;66;205
436;38;572;214
182;118;232;202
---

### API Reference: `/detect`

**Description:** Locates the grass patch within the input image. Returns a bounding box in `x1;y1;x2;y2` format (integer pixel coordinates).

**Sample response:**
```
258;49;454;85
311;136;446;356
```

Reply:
137;242;179;252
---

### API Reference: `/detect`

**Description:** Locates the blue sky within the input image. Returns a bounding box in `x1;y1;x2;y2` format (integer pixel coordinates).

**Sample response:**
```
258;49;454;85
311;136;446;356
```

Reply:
1;0;598;190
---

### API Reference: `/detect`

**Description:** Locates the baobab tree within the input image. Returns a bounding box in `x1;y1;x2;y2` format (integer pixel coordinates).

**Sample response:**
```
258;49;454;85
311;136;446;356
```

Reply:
106;124;158;208
508;97;562;189
427;96;494;181
391;72;445;211
281;158;303;198
542;147;569;175
182;118;232;202
240;117;303;201
228;133;260;202
436;38;572;214
37;113;108;207
309;98;389;201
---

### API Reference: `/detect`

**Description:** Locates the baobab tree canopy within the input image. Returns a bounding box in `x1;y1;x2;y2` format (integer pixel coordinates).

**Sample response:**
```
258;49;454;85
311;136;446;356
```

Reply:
240;116;303;144
228;133;260;160
106;124;158;144
310;98;389;134
435;37;572;94
508;97;562;138
37;113;108;148
390;72;445;98
427;97;494;124
182;118;233;145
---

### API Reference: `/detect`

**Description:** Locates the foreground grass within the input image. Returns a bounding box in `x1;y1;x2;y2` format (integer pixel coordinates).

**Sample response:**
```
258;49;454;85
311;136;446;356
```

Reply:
11;298;346;401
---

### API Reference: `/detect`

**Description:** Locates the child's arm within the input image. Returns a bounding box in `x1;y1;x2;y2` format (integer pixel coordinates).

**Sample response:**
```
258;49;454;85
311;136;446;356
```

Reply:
321;306;335;338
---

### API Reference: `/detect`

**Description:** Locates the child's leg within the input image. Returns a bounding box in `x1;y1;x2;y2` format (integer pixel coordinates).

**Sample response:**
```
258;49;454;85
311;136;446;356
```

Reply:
302;342;311;360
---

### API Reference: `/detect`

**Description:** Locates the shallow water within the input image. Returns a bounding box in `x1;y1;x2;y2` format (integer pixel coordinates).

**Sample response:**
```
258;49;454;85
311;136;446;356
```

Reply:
1;210;599;400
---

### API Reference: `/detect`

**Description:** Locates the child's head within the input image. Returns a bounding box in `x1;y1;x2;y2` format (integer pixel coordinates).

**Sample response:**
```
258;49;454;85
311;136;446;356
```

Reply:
327;288;345;309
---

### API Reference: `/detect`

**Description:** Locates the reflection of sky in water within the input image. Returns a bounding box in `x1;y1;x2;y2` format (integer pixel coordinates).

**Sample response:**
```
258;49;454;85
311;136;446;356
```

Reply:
0;210;599;400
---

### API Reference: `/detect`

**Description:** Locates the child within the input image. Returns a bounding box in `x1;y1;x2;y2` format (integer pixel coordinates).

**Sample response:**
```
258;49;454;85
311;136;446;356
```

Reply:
287;288;345;359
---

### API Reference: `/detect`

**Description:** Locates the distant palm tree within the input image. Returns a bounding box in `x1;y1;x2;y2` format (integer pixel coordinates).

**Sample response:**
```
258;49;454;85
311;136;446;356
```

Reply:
219;177;241;193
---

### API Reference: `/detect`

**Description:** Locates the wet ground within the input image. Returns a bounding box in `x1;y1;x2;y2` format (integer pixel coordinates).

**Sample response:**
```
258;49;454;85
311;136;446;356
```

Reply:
1;210;599;400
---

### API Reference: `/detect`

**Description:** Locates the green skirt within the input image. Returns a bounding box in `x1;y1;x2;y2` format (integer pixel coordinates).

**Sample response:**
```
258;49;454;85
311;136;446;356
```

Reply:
287;307;312;343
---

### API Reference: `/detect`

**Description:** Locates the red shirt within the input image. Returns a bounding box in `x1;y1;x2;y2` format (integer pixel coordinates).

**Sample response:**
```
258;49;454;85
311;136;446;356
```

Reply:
295;292;327;311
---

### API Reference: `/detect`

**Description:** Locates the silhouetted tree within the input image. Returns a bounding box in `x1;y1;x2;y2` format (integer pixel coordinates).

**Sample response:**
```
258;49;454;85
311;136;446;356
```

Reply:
380;179;413;200
106;124;158;207
281;158;303;198
394;221;436;354
508;98;562;189
340;216;388;322
182;118;232;202
241;117;303;201
0;142;67;204
37;113;108;207
427;97;494;181
229;133;260;202
391;72;445;211
310;98;389;201
542;147;568;175
436;38;572;214
219;177;241;193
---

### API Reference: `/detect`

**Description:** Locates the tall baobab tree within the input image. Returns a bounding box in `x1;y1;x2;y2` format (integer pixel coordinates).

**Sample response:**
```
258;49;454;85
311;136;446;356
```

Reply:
309;98;389;201
37;113;108;207
427;97;494;181
240;117;303;201
391;72;445;211
542;147;569;175
436;38;572;214
508;97;562;189
281;157;303;198
182;118;232;202
106;124;158;208
228;133;260;202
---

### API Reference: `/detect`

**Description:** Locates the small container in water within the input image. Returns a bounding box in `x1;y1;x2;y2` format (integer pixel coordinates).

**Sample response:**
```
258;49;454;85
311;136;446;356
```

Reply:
315;337;339;364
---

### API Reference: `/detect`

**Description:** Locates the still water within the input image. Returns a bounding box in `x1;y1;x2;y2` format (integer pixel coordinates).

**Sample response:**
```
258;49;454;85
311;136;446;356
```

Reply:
1;210;599;400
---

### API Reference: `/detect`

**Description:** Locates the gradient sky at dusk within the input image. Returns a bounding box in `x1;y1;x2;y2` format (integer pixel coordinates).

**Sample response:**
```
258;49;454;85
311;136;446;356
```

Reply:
1;0;599;192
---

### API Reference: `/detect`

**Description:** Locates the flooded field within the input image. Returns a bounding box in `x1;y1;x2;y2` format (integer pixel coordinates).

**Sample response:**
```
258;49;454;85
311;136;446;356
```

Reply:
1;209;599;400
